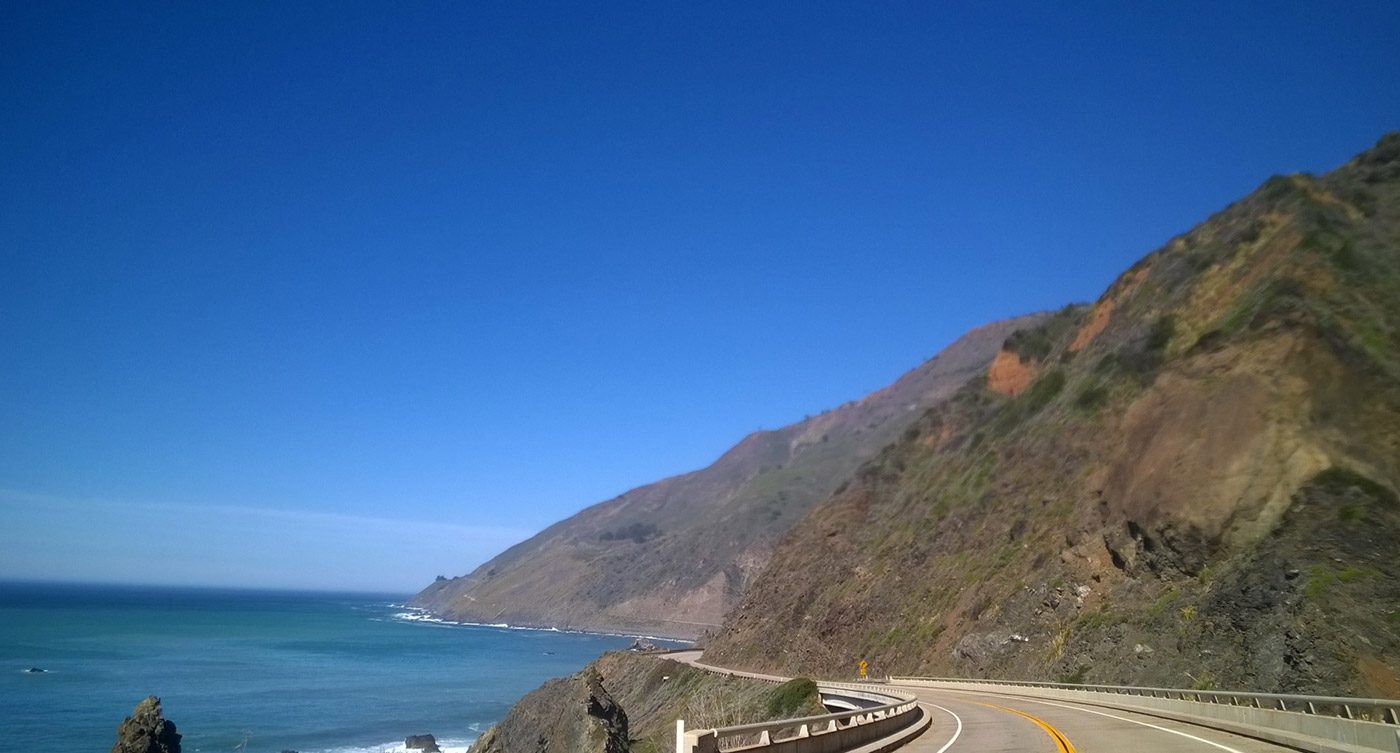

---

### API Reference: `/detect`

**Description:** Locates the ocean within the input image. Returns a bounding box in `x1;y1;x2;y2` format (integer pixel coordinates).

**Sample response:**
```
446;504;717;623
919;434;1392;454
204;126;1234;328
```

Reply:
0;582;656;753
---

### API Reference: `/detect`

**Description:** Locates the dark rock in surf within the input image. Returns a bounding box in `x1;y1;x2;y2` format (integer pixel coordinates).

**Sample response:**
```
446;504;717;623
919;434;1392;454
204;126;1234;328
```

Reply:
405;734;442;752
111;696;181;753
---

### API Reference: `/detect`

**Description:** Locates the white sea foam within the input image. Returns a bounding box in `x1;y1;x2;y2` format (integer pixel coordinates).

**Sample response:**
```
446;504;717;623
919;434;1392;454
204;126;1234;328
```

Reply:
313;738;475;753
384;606;691;645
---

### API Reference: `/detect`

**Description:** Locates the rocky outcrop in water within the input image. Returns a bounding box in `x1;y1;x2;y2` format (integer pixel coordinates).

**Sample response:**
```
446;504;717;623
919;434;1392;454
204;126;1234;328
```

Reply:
111;696;181;753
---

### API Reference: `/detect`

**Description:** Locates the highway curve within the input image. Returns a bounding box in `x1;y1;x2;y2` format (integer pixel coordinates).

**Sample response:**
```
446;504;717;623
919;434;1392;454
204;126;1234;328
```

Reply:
897;685;1305;753
671;651;1307;753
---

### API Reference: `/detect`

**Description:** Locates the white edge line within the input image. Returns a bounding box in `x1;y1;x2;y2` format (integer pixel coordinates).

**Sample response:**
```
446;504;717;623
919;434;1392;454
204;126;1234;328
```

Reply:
1008;695;1248;753
920;702;964;753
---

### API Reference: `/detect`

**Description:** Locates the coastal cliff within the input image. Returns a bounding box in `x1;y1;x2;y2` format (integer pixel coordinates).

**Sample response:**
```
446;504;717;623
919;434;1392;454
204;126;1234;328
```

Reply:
412;312;1048;638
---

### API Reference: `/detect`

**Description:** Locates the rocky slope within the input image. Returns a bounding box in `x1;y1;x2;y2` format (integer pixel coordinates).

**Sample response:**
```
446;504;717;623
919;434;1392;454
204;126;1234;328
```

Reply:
704;132;1400;697
412;312;1047;637
468;652;822;753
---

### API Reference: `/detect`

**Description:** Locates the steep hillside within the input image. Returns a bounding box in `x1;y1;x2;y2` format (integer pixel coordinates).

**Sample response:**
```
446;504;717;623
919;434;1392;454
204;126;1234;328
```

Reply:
413;313;1047;637
705;132;1400;696
468;652;822;753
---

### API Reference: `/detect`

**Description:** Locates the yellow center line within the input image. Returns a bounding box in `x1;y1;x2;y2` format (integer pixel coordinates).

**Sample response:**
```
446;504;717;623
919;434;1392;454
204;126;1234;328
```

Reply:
974;700;1077;753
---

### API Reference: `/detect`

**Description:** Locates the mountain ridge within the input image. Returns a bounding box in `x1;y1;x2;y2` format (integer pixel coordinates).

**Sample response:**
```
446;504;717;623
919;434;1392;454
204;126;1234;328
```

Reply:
411;311;1050;637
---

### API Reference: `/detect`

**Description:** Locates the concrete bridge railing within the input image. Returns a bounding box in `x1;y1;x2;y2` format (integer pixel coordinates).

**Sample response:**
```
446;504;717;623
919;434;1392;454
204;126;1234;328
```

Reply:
674;671;927;753
891;676;1400;753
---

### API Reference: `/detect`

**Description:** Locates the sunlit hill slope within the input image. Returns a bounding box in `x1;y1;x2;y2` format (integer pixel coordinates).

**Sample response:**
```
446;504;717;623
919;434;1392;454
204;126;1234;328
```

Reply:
705;132;1400;696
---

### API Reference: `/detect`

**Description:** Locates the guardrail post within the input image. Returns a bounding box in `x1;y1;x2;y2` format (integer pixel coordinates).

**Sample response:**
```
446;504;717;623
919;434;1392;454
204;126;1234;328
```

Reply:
681;730;718;753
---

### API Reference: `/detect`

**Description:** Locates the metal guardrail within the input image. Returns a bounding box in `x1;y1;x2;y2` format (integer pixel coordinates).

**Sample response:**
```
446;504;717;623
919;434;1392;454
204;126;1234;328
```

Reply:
889;676;1400;725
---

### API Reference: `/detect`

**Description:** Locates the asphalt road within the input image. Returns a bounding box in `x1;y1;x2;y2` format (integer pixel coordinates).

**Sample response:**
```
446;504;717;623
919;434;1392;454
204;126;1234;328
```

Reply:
669;651;1305;752
895;685;1303;753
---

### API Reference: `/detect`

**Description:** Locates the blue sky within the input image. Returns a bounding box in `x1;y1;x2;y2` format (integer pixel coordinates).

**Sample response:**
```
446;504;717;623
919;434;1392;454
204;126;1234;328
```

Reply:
3;2;1398;593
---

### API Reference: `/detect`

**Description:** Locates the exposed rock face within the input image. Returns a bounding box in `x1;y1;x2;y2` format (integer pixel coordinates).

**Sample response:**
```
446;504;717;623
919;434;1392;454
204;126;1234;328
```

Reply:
468;668;628;753
986;349;1034;396
705;132;1400;696
413;312;1048;637
111;696;180;753
584;671;628;753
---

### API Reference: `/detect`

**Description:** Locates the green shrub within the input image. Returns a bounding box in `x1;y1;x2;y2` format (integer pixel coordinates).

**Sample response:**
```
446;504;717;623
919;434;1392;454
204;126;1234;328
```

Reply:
766;678;818;717
1188;671;1218;690
1074;384;1108;412
1116;316;1177;379
1312;467;1398;507
1148;588;1179;618
1258;174;1301;202
1004;327;1056;363
1059;664;1090;684
993;369;1067;434
1338;566;1380;583
1002;306;1084;363
1301;227;1358;272
1145;315;1176;352
1306;565;1336;600
1189;328;1226;353
1094;352;1119;374
1022;369;1067;411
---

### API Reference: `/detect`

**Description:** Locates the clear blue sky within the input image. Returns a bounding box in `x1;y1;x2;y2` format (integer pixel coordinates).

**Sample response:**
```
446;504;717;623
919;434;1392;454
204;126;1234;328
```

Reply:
3;2;1398;593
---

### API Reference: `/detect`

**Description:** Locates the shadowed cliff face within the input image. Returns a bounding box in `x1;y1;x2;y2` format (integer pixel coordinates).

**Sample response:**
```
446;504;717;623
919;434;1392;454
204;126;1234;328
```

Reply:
704;132;1400;696
411;312;1048;637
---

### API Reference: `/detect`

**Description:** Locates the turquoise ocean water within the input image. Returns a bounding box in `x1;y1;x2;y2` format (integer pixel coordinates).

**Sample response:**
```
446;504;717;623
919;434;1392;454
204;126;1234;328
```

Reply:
0;582;653;752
